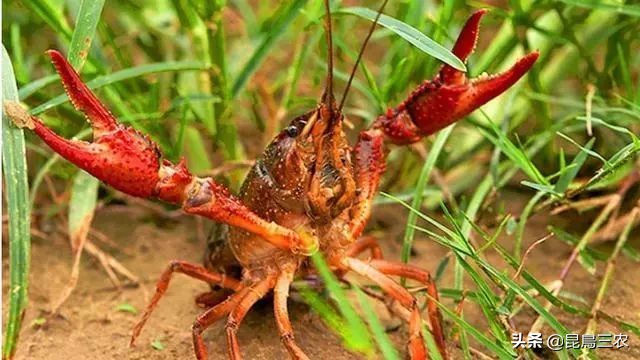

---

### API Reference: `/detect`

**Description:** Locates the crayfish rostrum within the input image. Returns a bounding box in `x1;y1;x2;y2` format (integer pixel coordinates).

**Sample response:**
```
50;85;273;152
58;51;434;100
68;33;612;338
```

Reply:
9;5;538;360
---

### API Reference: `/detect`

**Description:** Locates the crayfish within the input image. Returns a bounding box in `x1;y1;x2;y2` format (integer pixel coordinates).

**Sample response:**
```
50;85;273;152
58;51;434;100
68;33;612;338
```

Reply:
9;4;538;359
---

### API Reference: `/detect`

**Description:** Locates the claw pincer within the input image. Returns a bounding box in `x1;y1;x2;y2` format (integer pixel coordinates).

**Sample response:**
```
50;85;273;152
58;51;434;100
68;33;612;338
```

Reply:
19;50;316;256
375;9;539;144
31;51;162;197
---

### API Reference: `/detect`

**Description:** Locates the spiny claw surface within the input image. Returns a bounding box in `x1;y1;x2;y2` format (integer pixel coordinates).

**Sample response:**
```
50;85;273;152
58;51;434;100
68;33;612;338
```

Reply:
29;50;162;197
48;50;118;137
17;50;312;255
376;9;539;144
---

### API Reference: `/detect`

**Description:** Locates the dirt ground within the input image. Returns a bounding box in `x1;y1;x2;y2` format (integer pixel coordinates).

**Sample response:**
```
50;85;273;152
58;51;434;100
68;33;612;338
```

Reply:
3;191;639;359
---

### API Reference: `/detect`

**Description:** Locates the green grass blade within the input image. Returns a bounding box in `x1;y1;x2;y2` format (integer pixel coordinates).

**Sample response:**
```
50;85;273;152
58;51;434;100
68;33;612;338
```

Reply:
479;121;549;187
554;138;595;193
17;75;58;100
2;46;32;360
68;171;99;249
182;126;213;174
65;0;104;250
30;61;209;115
67;0;105;69
231;0;308;98
337;7;465;72
9;24;28;84
434;297;515;359
556;0;640;17
402;126;454;265
353;287;400;360
170;0;217;137
23;0;73;39
310;252;373;355
28;129;91;206
297;284;346;335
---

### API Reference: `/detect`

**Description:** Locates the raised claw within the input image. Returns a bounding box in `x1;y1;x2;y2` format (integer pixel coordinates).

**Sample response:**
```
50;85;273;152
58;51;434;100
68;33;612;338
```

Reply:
23;50;162;197
375;9;539;144
10;50;313;256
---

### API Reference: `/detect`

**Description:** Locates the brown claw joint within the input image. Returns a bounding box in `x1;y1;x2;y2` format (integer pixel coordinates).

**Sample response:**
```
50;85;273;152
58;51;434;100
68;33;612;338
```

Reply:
375;9;540;145
291;228;320;256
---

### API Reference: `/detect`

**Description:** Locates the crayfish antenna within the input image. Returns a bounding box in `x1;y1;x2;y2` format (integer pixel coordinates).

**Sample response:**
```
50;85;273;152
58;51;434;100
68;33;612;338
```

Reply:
339;0;389;111
47;50;118;137
322;0;335;112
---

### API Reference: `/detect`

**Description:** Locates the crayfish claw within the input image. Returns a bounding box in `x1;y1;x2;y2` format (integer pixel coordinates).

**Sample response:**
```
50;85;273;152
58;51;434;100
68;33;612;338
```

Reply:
462;51;540;112
376;10;539;144
22;50;163;198
47;49;118;137
439;9;487;85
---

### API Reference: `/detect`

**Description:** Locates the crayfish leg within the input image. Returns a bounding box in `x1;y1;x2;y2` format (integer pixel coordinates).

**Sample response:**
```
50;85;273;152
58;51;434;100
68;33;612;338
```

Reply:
369;259;447;359
347;128;387;240
274;270;310;360
343;257;447;360
345;235;384;260
130;261;243;346
225;276;277;360
192;287;251;360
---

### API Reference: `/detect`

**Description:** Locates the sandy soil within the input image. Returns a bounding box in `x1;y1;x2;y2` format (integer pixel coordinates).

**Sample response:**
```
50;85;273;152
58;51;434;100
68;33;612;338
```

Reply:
3;192;639;359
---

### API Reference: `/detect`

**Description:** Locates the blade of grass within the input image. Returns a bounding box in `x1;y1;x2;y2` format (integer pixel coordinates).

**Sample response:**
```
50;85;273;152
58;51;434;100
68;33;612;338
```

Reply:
337;6;465;72
170;0;213;126
231;0;308;98
67;0;105;69
30;61;209;115
23;0;73;39
433;297;515;360
28;128;92;206
18;75;58;100
478;120;549;187
2;46;32;360
310;252;373;355
585;208;639;335
401;125;454;266
297;284;347;336
554;137;595;193
46;0;105;314
182;126;213;174
353;287;400;360
556;0;640;17
515;191;545;260
9;24;29;84
50;171;100;313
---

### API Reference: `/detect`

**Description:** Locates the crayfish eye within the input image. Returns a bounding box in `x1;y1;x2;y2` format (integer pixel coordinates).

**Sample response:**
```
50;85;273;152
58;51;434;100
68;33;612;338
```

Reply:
286;125;300;138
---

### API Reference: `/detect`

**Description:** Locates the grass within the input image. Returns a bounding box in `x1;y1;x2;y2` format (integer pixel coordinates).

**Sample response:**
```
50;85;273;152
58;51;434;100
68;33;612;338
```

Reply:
46;0;104;316
3;0;640;359
2;46;31;360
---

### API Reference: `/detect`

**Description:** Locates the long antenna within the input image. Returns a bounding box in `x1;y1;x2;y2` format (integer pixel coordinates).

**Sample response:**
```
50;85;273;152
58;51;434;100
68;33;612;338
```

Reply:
338;0;389;111
323;0;334;108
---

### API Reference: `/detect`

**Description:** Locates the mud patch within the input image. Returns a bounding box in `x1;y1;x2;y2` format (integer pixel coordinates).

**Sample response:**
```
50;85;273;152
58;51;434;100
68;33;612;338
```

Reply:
3;192;639;359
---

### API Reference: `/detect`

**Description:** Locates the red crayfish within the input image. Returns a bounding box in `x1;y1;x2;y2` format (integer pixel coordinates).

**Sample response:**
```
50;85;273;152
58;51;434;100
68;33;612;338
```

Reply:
10;5;538;360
